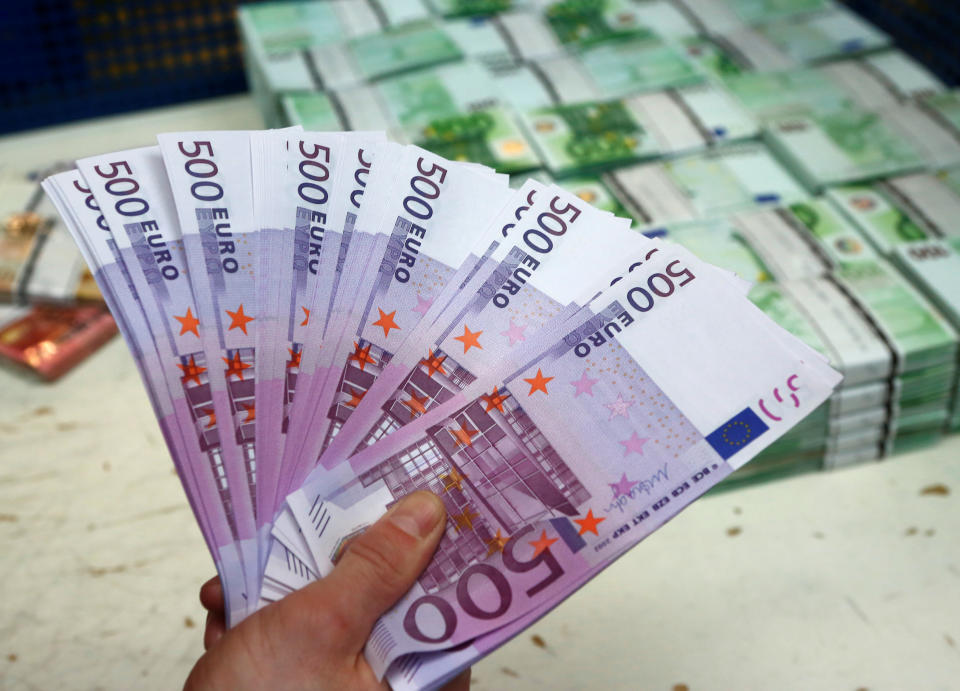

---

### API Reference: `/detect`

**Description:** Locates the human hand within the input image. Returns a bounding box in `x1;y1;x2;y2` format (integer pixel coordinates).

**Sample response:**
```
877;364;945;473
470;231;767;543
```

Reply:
186;491;470;690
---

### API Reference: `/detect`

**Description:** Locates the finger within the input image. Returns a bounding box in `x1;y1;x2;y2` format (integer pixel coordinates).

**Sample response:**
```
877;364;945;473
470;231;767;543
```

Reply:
302;491;446;651
199;576;224;614
203;609;226;651
440;668;471;691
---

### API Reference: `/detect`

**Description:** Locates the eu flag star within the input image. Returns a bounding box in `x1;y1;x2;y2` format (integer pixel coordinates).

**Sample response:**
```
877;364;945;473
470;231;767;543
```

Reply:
523;368;553;395
453;324;483;353
177;355;207;386
451;423;479;448
223;351;252;381
372;308;400;338
452;508;479;533
412;293;434;316
500;319;527;345
570;370;599;397
174;307;200;337
300;307;310;326
344;386;365;408
441;468;466;493
480;388;509;413
609;473;638;498
604;393;634;420
348;342;376;371
485;529;511;556
241;402;256;423
528;530;559;557
420;350;447;377
200;407;217;429
226;304;254;335
574;509;606;536
402;390;430;418
619;432;650;456
286;348;301;369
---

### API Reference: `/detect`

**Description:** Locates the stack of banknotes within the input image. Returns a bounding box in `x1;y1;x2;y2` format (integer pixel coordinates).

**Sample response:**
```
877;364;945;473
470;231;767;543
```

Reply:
235;0;960;483
42;130;841;687
1;168;101;305
238;0;956;184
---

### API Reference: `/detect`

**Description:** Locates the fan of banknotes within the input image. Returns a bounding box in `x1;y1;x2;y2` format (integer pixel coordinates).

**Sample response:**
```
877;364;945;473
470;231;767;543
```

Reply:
42;131;840;688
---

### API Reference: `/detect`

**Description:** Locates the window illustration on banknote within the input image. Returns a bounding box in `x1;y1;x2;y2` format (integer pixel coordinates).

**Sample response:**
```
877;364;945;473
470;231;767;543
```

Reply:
331;344;481;455
178;347;239;537
357;391;588;594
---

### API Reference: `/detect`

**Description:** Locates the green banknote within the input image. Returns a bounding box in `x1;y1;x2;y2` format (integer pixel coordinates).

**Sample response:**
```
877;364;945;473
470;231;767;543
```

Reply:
832;261;957;375
429;0;523;17
727;0;830;24
630;0;699;40
723;68;853;121
820;50;944;111
238;1;439;122
681;0;830;34
465;2;674;66
375;61;501;127
894;239;960;327
522;86;757;175
548;175;637;222
829;169;960;256
239;1;427;54
766;107;927;189
246;20;465;94
603;145;806;225
827;182;946;257
345;22;464;84
531;37;704;101
655;218;775;284
893;239;960;430
372;61;540;170
331;59;550;128
408;106;541;172
282;63;541;172
753;7;891;63
575;37;703;95
679;37;752;80
541;0;659;49
281;92;344;131
920;89;960;133
521;99;660;175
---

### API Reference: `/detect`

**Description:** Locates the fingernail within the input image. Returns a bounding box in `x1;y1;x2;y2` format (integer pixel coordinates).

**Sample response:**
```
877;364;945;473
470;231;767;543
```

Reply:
389;491;444;539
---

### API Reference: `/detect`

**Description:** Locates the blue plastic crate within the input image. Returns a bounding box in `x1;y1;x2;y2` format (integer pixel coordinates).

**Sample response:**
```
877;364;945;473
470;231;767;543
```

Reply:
842;0;960;87
0;1;249;134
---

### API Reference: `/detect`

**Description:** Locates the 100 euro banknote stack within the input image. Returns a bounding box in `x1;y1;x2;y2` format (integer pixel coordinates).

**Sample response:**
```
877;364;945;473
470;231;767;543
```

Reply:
42;130;839;688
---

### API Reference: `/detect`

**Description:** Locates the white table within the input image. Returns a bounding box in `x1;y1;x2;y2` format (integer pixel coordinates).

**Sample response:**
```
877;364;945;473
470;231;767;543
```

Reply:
1;97;957;690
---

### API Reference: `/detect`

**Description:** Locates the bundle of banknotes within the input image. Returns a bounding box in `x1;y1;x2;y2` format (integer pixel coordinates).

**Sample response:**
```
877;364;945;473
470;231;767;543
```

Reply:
239;0;960;188
233;0;960;484
0;302;116;380
42;130;841;687
554;151;960;476
1;169;101;305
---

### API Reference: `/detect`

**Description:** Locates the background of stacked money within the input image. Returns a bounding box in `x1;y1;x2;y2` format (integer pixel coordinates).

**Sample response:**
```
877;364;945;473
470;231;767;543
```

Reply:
238;0;959;488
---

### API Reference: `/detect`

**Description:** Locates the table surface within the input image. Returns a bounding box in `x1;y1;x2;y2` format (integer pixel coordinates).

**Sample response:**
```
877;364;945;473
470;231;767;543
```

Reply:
1;97;958;691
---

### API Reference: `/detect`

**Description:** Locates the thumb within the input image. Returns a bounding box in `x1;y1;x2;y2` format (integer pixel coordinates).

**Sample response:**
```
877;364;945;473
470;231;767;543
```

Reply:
306;490;447;652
